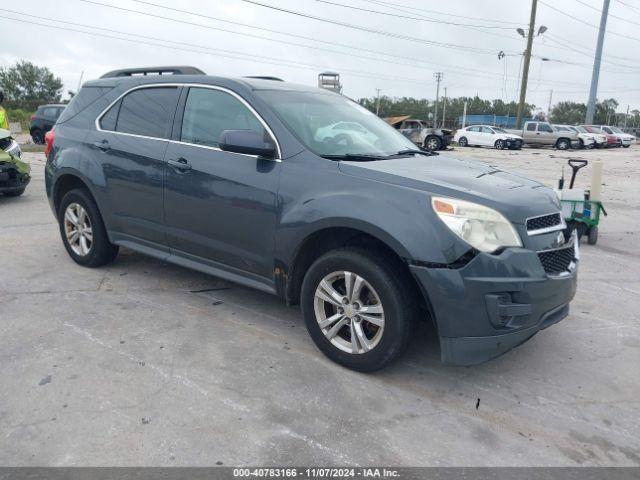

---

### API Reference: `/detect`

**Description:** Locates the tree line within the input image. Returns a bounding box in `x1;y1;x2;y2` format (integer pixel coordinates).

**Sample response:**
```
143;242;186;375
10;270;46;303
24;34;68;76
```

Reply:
357;94;634;128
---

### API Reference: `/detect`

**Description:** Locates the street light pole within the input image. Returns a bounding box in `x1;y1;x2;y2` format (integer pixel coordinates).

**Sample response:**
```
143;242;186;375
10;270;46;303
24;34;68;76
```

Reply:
586;0;610;124
516;0;538;129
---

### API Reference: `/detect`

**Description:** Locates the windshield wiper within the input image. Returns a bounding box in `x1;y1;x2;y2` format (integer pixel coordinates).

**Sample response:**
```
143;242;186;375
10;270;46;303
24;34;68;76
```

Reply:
321;153;388;161
394;149;438;157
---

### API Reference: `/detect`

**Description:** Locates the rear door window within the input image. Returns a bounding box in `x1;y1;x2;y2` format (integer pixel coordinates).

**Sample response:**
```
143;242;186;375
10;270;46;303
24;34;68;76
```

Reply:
180;87;266;148
111;87;179;139
43;107;59;119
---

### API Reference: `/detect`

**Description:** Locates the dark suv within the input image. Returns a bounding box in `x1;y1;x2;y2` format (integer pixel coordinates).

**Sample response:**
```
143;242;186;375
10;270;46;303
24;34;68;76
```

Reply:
45;67;578;372
30;104;66;144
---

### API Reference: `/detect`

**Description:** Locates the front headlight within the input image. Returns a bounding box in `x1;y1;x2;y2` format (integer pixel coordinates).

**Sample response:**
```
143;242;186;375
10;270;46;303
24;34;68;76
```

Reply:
431;197;522;253
4;139;22;159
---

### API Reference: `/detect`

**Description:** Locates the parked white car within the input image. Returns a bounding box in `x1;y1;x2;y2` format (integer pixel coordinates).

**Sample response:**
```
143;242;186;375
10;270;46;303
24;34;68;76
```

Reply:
565;125;607;148
607;126;635;147
454;125;523;149
585;125;634;148
554;125;595;149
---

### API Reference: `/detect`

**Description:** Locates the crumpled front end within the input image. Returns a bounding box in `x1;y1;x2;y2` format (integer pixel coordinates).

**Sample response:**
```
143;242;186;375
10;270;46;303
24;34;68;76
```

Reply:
0;133;30;194
411;227;579;366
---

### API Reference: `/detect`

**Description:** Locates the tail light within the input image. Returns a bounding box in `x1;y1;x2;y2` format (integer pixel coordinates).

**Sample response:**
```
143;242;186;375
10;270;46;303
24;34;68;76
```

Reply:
44;128;55;157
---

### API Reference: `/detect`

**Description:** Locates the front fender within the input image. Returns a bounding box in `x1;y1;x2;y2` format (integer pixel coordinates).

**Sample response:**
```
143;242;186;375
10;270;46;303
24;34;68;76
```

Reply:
276;181;470;268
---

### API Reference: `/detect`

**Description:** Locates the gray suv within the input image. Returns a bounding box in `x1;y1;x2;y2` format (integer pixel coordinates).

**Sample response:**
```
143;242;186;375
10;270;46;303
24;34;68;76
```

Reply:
45;67;578;372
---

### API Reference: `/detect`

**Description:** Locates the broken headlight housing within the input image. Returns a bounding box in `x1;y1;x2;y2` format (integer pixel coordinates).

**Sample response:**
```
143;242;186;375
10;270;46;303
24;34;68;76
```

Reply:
2;138;22;158
431;197;522;253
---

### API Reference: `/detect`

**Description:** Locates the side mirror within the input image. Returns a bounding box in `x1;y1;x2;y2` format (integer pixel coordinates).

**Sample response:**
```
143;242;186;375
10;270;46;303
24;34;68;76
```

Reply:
219;130;276;158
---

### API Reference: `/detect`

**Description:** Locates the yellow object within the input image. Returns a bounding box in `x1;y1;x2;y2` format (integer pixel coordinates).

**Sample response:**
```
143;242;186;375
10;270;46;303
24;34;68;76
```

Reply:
0;107;8;130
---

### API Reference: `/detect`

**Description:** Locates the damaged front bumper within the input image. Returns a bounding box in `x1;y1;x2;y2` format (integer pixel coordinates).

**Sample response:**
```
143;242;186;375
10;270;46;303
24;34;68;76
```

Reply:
0;155;31;194
410;233;578;366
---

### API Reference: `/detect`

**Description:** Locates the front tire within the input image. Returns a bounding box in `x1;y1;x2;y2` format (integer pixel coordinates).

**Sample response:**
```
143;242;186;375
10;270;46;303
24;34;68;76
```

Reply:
301;248;416;372
588;226;598;245
58;188;119;267
495;139;505;150
623;144;630;148
424;136;442;151
556;138;570;150
458;136;468;147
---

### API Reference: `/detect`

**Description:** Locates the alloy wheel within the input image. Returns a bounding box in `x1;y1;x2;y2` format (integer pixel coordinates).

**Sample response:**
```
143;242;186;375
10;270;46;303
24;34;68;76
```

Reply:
426;138;440;151
64;203;93;256
313;271;385;354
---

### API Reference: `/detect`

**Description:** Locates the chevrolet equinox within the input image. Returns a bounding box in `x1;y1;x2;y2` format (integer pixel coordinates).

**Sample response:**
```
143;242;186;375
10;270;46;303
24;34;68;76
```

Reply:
45;67;578;372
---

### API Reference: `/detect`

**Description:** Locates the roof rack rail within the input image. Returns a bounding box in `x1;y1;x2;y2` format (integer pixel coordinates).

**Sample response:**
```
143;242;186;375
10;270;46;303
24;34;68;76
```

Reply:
244;76;284;81
100;66;206;79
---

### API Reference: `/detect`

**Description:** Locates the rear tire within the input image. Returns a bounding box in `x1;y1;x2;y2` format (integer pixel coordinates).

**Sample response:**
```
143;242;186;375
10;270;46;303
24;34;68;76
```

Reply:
578;138;585;149
424;136;442;151
31;129;44;145
58;188;119;267
623;144;630;148
588;226;598;245
301;247;416;372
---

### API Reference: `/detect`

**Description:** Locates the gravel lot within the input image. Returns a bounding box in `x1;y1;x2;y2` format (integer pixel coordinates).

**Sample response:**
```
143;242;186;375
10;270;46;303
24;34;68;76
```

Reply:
1;145;638;466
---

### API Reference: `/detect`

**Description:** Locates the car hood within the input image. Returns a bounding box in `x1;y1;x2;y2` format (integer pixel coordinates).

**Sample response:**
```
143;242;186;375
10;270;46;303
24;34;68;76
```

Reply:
338;154;560;224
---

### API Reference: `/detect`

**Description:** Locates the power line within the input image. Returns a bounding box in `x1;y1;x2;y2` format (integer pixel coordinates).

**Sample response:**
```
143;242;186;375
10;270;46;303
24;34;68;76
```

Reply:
364;0;524;25
85;0;536;84
575;0;640;26
0;14;444;86
615;0;640;16
313;0;515;29
539;0;640;43
78;0;591;88
238;0;500;54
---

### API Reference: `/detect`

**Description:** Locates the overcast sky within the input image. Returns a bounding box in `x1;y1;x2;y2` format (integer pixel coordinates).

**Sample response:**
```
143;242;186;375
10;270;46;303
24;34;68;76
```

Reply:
2;0;639;113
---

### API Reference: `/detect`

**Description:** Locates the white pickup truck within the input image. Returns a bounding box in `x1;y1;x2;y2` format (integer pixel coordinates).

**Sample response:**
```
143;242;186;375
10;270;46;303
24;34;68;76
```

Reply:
506;121;578;150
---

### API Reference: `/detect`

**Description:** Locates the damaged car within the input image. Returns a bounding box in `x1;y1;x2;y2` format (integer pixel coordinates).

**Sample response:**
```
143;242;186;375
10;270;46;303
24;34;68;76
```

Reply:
0;129;29;197
385;116;453;151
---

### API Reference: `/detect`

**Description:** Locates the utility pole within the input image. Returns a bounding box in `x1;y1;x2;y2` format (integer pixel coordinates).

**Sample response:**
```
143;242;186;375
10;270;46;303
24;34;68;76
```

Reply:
516;0;538;129
433;72;443;128
547;89;553;120
624;104;629;129
375;88;382;116
462;100;468;128
442;87;447;128
586;0;610;124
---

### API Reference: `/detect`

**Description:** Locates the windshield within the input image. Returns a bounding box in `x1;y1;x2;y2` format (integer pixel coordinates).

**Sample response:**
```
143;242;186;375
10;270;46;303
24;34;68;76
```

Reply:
493;127;508;133
257;90;416;157
610;126;623;133
573;126;586;133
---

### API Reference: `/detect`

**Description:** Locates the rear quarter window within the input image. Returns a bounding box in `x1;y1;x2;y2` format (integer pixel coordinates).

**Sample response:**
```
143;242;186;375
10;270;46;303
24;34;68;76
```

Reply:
57;86;114;124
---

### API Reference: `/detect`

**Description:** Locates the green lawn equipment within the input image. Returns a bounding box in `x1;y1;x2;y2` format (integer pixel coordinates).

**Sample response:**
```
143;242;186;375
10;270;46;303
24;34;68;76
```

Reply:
558;159;606;245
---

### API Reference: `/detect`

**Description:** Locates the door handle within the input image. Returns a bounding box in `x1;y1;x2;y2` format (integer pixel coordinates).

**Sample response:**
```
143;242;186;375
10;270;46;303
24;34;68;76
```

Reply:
167;157;192;172
93;139;110;151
